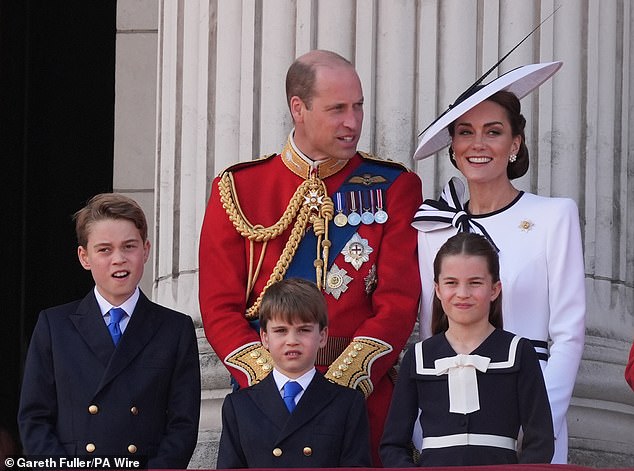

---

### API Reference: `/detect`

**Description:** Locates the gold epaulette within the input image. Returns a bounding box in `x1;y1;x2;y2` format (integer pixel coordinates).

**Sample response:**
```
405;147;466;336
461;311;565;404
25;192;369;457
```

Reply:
325;337;393;398
225;343;274;386
219;153;277;177
358;151;412;172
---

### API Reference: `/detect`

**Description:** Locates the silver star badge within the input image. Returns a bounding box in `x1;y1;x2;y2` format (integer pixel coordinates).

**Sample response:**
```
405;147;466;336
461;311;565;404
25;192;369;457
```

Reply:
342;233;373;270
325;264;353;299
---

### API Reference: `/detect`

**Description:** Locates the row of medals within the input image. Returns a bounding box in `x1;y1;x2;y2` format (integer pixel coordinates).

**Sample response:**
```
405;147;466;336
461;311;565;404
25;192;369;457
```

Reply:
333;189;388;227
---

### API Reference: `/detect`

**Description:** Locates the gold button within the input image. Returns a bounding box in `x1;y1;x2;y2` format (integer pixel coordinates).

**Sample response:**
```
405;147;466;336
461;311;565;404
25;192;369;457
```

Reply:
130;406;138;415
86;443;96;453
88;405;99;415
272;447;282;457
303;447;312;456
128;444;137;454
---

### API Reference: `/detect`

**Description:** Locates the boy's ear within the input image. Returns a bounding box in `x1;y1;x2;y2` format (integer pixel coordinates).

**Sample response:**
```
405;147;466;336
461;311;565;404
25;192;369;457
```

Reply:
143;239;151;263
77;246;91;270
319;326;328;348
260;328;269;349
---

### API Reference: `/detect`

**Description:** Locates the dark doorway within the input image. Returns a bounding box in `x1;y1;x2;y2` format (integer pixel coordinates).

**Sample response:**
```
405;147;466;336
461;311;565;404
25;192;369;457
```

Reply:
0;0;116;450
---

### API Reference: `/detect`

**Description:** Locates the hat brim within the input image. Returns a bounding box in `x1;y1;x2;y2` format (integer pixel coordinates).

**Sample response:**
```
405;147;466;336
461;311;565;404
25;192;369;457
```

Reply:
413;61;563;161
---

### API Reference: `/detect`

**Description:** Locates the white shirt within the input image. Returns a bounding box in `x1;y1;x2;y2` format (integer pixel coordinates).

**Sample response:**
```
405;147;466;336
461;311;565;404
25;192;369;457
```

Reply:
94;286;140;334
271;367;316;406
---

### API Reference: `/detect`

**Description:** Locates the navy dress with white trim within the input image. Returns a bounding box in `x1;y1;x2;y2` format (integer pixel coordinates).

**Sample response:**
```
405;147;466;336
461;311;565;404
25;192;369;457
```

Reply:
380;329;554;467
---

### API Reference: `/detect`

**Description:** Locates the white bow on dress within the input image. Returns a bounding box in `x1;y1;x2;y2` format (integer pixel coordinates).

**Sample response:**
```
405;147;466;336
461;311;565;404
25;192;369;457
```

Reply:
435;354;491;414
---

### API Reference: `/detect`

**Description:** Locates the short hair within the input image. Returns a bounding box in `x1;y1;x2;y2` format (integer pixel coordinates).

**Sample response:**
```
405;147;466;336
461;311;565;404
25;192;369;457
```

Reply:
431;232;503;334
285;49;352;110
73;193;148;247
259;278;328;331
447;90;529;180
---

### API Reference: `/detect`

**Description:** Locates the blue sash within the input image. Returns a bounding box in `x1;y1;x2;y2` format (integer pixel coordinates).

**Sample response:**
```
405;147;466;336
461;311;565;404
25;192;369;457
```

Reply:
285;161;402;281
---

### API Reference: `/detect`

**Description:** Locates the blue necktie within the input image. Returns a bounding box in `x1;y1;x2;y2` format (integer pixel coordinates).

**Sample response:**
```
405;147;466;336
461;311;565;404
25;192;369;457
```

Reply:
108;307;126;346
283;381;303;413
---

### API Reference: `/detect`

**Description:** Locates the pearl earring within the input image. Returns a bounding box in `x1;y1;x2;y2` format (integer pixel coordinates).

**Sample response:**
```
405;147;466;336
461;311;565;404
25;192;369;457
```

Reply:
509;154;517;163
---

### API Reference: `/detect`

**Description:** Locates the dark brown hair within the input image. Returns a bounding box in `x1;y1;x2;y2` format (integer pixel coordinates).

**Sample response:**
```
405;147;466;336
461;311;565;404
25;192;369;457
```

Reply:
259;278;328;331
448;90;529;180
285;50;352;111
73;193;148;247
431;232;503;334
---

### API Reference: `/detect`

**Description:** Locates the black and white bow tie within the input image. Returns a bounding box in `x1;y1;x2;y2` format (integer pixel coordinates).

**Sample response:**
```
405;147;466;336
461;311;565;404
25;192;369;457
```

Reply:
412;177;499;252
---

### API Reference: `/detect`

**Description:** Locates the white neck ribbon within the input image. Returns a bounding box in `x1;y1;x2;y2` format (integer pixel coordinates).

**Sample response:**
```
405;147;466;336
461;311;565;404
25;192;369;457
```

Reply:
434;354;491;414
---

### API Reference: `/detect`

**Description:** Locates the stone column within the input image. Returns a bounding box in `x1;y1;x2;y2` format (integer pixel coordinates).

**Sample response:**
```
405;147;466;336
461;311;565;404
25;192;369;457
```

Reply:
154;1;230;467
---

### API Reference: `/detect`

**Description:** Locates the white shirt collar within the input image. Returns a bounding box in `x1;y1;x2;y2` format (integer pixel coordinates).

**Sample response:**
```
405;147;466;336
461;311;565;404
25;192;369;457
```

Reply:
272;367;316;397
94;286;140;318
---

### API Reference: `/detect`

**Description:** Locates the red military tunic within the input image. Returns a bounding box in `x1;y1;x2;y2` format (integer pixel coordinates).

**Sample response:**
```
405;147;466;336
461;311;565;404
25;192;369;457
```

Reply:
199;137;422;464
626;342;634;391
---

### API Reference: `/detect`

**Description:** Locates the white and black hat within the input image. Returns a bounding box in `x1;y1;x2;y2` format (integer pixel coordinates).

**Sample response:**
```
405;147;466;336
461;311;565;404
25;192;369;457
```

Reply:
413;60;563;161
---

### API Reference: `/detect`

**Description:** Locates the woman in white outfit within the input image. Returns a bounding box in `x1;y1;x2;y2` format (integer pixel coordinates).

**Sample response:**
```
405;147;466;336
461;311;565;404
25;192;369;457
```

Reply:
411;62;585;464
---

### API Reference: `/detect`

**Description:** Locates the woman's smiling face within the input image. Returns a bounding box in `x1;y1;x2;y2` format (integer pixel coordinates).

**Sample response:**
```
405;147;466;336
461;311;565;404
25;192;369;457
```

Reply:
450;99;521;186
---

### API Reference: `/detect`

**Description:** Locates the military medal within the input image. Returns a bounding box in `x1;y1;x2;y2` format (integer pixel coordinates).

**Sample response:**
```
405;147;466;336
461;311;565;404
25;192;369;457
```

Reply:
360;190;375;225
374;189;388;224
333;192;348;227
325;264;353;299
347;191;361;226
342;233;374;270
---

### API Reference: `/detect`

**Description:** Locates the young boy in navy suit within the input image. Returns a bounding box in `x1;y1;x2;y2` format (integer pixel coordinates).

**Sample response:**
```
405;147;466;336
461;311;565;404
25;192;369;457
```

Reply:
216;278;372;468
18;193;201;468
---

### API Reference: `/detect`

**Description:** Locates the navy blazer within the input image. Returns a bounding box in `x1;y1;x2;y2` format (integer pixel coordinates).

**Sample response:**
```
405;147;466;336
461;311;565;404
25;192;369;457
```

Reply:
216;371;371;468
18;290;201;469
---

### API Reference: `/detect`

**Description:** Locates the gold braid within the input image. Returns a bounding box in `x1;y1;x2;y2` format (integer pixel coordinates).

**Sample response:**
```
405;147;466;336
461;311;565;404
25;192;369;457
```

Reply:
219;172;309;241
219;171;333;319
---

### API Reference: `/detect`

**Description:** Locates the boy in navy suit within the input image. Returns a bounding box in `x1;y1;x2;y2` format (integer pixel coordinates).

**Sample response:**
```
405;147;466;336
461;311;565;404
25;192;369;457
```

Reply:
18;193;200;468
216;278;371;468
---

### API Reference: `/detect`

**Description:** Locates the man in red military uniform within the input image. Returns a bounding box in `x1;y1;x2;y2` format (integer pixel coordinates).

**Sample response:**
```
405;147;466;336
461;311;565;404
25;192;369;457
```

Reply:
199;49;422;465
626;342;634;392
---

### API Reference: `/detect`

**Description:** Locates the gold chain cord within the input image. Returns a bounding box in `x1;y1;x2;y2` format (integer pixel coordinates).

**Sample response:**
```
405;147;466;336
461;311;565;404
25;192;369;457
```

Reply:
218;172;333;319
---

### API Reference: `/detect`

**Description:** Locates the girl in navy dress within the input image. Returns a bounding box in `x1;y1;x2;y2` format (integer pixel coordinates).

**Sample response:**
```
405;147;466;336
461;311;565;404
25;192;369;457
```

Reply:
380;232;554;466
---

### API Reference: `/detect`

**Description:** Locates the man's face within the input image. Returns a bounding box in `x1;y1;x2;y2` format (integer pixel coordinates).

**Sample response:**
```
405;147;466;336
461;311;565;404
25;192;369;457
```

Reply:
291;64;364;161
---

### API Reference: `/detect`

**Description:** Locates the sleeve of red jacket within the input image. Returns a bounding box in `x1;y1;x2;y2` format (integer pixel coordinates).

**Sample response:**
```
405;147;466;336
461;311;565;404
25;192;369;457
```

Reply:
199;175;265;389
326;170;423;395
626;342;634;391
